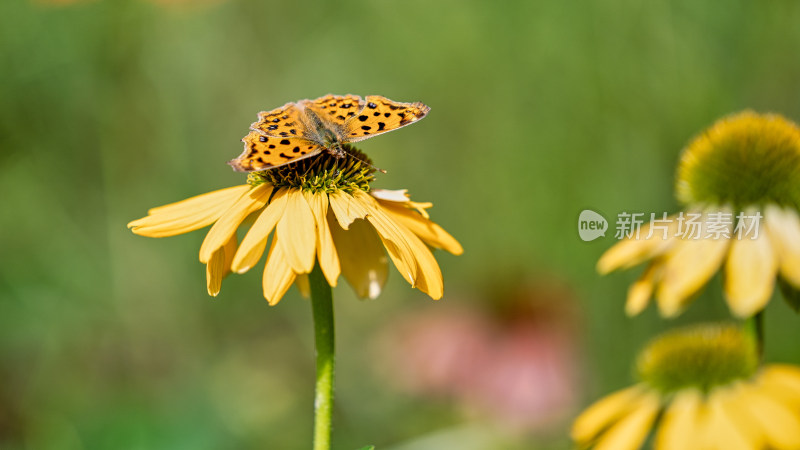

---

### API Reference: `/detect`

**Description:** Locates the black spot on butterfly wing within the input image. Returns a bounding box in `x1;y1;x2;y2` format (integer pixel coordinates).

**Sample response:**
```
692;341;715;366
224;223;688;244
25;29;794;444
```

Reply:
304;94;365;128
230;132;324;172
343;96;430;142
251;102;309;138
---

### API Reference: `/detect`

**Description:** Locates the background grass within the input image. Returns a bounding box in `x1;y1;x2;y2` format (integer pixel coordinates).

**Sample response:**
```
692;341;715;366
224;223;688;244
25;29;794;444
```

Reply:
3;0;800;448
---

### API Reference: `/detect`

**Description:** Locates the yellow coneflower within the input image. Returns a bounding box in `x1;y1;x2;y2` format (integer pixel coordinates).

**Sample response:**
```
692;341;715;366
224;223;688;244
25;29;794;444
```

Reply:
128;147;462;304
599;111;800;318
572;324;800;450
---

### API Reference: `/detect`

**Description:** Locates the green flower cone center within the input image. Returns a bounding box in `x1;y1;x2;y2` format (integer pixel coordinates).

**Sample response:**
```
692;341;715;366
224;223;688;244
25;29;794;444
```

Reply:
676;111;800;210
637;324;758;394
247;145;375;194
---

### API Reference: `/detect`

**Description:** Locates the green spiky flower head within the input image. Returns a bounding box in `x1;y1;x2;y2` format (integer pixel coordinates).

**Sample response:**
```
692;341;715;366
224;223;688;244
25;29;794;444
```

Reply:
677;111;800;211
636;323;759;394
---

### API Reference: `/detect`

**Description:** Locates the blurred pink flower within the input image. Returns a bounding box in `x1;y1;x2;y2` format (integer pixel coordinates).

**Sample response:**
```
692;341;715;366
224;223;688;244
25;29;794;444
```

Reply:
377;278;582;433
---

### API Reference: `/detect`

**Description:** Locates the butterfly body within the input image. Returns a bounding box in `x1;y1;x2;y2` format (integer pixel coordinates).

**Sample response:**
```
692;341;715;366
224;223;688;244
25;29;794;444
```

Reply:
229;94;430;172
300;107;348;157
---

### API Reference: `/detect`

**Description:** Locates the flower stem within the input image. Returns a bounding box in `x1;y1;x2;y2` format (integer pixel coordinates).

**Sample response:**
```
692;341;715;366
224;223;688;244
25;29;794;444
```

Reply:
744;311;765;360
309;263;335;450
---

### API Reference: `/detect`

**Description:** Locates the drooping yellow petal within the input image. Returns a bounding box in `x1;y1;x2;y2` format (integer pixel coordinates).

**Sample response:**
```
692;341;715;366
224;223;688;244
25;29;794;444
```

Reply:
759;365;800;408
231;189;288;274
755;366;800;418
765;205;800;288
276;189;317;274
571;385;646;445
371;193;446;298
701;389;754;450
199;184;272;263
207;246;226;297
736;383;800;449
329;216;388;300
394;222;444;300
724;231;777;317
304;191;340;286
128;185;251;237
713;383;765;449
593;390;661;450
353;191;419;286
262;237;296;305
377;199;463;255
295;273;310;298
626;262;661;317
654;388;702;450
656;236;730;318
328;190;368;230
597;219;680;274
206;234;237;297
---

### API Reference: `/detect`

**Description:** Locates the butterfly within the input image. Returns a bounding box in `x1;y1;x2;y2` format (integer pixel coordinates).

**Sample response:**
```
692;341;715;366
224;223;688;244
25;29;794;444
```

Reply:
228;94;430;172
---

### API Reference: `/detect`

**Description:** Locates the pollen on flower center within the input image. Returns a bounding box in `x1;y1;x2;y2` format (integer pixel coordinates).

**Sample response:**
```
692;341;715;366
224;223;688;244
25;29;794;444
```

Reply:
636;324;758;394
676;111;800;209
247;145;376;193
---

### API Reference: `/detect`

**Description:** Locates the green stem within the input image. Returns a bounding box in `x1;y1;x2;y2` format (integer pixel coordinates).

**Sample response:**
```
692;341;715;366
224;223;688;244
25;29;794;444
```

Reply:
309;263;335;450
744;310;765;360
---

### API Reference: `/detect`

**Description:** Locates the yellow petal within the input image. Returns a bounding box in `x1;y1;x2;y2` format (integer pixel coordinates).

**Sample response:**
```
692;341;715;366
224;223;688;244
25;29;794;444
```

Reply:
372;196;445;299
369;188;411;203
295;273;310;298
593;390;661;450
759;365;800;408
713;384;765;449
370;188;433;218
198;184;272;263
724;231;777;317
755;365;800;416
654;388;702;450
330;216;388;299
262;238;296;305
304;191;340;286
378;199;463;255
765;205;800;287
571;385;646;445
128;185;251;238
656;236;730;318
737;383;800;449
626;263;661;317
596;219;680;274
231;189;288;274
701;389;754;450
145;185;251;214
206;234;237;297
329;190;368;230
276;189;317;274
206;248;226;297
353;191;419;285
395;223;444;299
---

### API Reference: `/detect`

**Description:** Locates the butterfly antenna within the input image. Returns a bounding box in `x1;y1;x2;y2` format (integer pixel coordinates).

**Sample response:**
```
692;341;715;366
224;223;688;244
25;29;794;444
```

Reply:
346;149;387;174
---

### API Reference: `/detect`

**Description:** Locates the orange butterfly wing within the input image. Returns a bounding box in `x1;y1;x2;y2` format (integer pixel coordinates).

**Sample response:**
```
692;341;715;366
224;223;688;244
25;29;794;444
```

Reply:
342;95;430;143
228;131;323;172
303;94;365;128
229;95;428;172
250;102;309;139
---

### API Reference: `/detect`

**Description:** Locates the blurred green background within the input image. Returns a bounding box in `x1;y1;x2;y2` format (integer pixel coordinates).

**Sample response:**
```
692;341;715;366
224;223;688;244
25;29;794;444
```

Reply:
3;0;800;448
